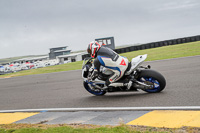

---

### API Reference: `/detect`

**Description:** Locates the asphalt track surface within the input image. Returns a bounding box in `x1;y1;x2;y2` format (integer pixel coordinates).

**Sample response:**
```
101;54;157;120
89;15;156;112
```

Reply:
0;56;200;110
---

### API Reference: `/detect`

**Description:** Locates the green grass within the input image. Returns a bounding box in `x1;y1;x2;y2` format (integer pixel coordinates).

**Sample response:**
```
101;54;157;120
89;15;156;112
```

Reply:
120;41;200;61
0;41;200;78
0;126;133;133
1;124;199;133
0;124;170;133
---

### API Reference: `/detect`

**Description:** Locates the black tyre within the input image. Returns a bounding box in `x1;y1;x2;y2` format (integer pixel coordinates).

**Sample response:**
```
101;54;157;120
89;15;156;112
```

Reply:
83;81;106;96
137;69;166;93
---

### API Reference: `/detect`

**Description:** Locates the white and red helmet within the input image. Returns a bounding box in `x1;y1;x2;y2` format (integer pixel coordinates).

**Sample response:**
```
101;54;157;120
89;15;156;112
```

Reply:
87;41;101;58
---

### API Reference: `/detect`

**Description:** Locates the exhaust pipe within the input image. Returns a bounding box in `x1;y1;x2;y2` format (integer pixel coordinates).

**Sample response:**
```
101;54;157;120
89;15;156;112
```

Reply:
133;81;153;90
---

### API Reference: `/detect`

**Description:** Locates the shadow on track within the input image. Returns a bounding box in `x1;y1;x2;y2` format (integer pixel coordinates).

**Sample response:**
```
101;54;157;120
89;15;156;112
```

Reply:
83;91;165;100
72;92;166;108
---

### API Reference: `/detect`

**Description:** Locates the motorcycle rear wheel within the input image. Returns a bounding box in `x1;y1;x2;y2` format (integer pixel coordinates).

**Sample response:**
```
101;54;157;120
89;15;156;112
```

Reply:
137;69;166;93
83;81;106;96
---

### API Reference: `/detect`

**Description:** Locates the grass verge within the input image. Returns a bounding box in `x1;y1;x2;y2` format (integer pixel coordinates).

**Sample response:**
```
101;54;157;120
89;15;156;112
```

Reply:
120;41;200;61
0;123;191;133
0;41;200;78
1;124;200;133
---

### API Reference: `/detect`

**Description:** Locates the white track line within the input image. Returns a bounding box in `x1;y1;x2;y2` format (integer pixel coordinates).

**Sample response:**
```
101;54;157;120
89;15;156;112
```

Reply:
1;106;200;113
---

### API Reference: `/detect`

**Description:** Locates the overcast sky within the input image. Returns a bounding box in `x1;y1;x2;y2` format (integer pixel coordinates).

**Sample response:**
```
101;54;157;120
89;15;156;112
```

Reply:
0;0;199;59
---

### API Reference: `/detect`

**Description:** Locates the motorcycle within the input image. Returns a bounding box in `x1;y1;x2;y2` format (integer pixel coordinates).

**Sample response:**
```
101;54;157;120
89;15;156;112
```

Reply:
82;54;166;96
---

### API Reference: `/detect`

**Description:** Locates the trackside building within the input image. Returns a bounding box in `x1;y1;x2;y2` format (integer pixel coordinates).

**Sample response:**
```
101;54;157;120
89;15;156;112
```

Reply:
49;46;71;59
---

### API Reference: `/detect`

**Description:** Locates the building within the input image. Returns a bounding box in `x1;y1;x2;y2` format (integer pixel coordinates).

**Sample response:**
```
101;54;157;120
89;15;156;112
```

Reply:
95;37;115;49
10;46;76;65
49;46;71;59
58;52;87;64
0;46;82;66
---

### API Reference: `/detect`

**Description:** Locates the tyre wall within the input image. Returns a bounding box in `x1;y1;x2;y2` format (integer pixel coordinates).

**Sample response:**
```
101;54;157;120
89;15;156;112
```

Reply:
82;35;200;59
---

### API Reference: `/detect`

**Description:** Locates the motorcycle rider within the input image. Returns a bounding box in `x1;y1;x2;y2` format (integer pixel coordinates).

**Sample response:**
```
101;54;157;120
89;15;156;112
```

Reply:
87;41;133;89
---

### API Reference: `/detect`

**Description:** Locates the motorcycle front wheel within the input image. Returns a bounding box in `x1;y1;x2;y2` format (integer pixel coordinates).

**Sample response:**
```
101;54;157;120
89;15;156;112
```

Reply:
137;69;166;93
83;81;106;96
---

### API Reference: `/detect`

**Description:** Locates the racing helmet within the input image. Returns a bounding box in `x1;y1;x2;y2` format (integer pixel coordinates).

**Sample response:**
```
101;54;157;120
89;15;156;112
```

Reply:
87;41;101;58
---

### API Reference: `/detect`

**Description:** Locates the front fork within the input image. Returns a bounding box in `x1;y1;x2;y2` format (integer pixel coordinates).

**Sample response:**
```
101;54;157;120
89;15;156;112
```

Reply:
85;79;107;91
